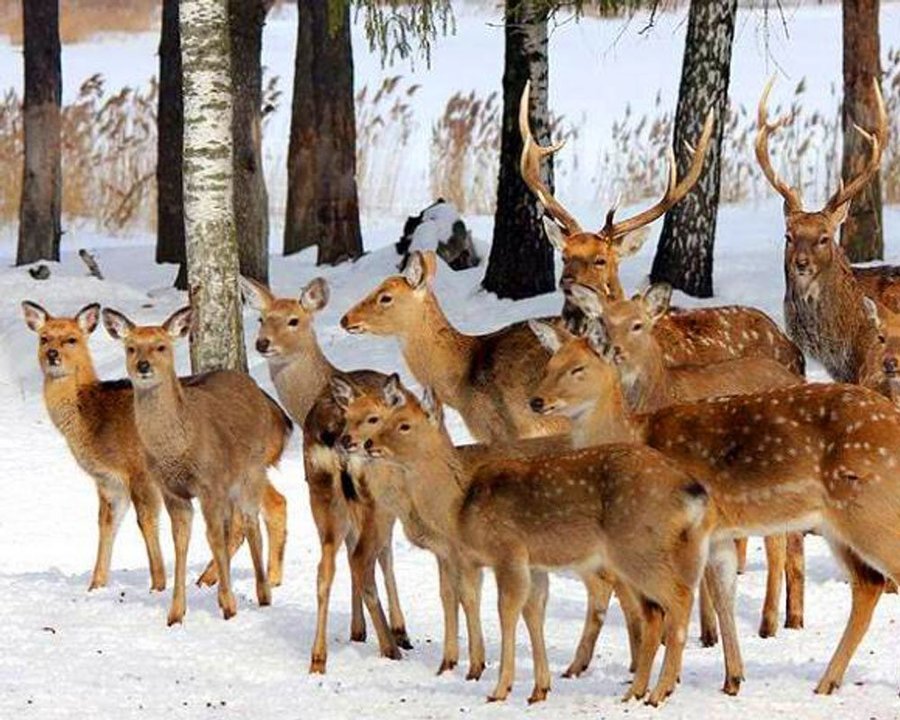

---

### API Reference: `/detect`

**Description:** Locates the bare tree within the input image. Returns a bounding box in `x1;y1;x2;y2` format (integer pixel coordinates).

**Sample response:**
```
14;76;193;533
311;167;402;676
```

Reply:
18;0;61;265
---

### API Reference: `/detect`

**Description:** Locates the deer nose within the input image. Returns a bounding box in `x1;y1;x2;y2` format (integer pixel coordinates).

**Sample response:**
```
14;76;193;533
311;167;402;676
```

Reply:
46;348;59;364
363;439;374;451
884;356;898;374
529;397;545;413
340;315;351;330
340;434;356;450
559;275;574;289
256;337;270;354
795;256;810;271
136;359;151;375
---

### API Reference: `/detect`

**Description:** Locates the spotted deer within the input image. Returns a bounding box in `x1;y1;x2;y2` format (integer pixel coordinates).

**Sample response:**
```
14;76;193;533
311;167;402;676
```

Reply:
332;376;644;681
756;77;896;383
340;250;568;443
343;374;713;706
860;297;900;406
530;324;900;696
559;282;807;640
102;306;292;625
519;81;805;374
239;277;410;673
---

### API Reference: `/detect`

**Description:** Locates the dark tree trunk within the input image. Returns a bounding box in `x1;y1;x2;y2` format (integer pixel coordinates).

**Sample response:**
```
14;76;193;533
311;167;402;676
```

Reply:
284;1;363;265
650;0;737;298
839;0;883;262
156;0;186;289
230;0;271;284
17;0;61;265
482;0;555;300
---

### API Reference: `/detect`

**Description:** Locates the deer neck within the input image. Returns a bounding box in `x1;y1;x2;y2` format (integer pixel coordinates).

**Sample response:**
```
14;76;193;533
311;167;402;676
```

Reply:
398;294;475;408
42;360;100;437
571;383;645;449
621;347;670;413
267;331;335;423
131;373;190;458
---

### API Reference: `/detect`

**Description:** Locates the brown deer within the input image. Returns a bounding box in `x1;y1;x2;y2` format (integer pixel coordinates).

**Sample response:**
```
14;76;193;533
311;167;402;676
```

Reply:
756;77;894;383
239;277;410;673
342;374;713;706
558;283;807;639
102;306;292;626
340;250;568;443
530;325;900;696
332;376;644;681
519;81;805;374
861;297;900;406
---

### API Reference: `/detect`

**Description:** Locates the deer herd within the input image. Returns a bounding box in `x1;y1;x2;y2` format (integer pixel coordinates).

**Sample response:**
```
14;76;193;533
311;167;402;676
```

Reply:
22;79;900;707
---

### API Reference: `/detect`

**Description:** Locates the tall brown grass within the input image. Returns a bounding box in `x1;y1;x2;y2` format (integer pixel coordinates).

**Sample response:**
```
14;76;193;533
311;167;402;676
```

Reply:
0;0;158;45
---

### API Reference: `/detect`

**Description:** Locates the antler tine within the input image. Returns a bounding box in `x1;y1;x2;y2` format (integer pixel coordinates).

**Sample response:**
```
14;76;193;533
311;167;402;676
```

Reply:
518;80;583;236
825;78;888;214
754;76;803;212
603;109;713;240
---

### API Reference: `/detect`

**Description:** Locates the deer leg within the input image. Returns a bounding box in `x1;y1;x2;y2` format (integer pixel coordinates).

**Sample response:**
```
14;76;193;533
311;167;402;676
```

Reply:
376;519;410;649
203;500;236;620
195;507;245;587
706;538;744;695
131;481;166;592
759;534;786;638
488;559;531;703
698;577;718;647
785;531;805;628
647;583;694;707
734;537;748;574
815;542;884;694
623;598;664;702
522;570;551;704
89;487;130;591
243;510;271;607
615;579;644;674
164;494;193;626
458;560;486;681
344;527;367;643
564;571;613;678
261;482;287;587
436;556;460;675
308;484;346;675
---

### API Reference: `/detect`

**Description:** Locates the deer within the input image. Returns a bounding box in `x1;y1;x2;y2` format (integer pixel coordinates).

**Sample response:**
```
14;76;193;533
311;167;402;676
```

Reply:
101;306;292;626
341;374;713;707
558;282;807;641
518;81;805;375
332;375;645;682
860;297;900;406
239;276;410;674
529;321;900;697
756;76;895;384
340;249;568;444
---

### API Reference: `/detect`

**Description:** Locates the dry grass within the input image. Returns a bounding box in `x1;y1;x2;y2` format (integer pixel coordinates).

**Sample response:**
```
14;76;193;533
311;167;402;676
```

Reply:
883;49;900;204
0;0;158;45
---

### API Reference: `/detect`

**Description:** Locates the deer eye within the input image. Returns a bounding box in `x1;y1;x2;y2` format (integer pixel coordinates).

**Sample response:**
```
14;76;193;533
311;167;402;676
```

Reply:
879;334;886;344
784;233;793;244
818;235;830;246
288;317;300;327
157;345;166;353
127;346;136;355
399;423;411;433
39;336;48;345
257;317;263;324
379;294;393;306
632;322;643;332
367;416;379;425
65;337;78;345
571;365;585;377
594;258;607;267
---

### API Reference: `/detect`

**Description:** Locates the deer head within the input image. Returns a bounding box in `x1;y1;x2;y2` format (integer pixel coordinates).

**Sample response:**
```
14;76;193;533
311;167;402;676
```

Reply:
519;80;714;302
863;297;900;383
102;306;192;388
756;77;888;297
240;276;329;359
22;301;100;381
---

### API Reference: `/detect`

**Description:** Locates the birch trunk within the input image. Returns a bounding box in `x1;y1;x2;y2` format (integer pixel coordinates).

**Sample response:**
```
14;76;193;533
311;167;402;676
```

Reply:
482;0;555;300
180;0;246;372
17;0;62;265
651;0;737;298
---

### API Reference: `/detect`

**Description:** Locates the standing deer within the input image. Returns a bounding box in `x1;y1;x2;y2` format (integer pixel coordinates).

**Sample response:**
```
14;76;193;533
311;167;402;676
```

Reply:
530;324;900;696
342;374;713;706
519;81;805;374
756;77;894;383
239;277;410;673
102;306;292;625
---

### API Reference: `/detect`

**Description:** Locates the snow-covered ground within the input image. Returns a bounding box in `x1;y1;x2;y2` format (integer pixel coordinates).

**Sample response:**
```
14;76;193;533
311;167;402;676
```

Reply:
4;3;900;719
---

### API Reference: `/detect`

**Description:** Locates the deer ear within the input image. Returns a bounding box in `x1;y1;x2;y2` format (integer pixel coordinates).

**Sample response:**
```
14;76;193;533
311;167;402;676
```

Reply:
542;216;567;252
528;319;564;354
403;251;427;289
76;303;101;335
615;226;650;258
300;277;329;313
382;373;407;408
239;276;273;312
567;283;605;319
163;306;193;340
584;319;612;360
102;308;135;341
21;301;49;332
330;376;356;409
642;283;672;322
863;297;882;329
421;387;444;427
830;200;851;228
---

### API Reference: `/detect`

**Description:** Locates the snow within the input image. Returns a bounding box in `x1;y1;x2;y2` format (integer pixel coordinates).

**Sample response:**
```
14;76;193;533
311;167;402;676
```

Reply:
2;3;900;719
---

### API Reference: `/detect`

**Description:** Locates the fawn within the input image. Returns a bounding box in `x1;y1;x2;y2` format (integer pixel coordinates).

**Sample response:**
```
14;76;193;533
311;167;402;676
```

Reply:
530;322;900;696
756;77;896;383
861;297;900;406
102;306;292;625
332;376;644;681
240;276;409;673
518;82;805;375
342;374;713;706
340;250;568;443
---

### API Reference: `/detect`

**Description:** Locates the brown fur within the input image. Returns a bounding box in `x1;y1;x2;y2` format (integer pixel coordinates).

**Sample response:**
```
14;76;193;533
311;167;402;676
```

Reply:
860;297;900;407
853;265;900;312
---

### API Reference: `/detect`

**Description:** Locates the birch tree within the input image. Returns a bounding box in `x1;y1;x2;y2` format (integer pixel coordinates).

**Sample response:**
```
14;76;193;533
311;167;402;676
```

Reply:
180;0;245;372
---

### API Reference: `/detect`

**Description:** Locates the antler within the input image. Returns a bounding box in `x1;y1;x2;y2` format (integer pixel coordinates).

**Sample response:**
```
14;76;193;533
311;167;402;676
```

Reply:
519;80;583;235
754;76;803;212
824;78;888;214
601;108;715;240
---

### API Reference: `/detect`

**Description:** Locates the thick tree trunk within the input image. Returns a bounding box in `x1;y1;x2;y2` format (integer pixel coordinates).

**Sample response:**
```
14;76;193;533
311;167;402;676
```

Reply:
17;0;61;265
284;1;363;265
157;0;187;289
181;0;246;372
839;0;883;262
230;0;271;284
482;0;555;300
650;0;737;299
